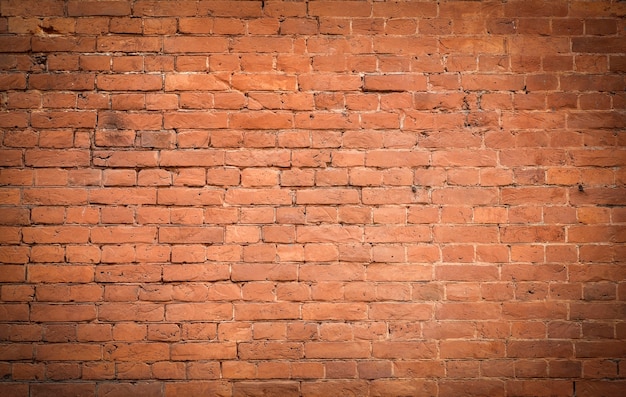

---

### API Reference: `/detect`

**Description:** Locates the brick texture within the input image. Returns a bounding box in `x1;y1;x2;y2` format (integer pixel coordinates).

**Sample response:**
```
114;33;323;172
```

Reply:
0;0;625;395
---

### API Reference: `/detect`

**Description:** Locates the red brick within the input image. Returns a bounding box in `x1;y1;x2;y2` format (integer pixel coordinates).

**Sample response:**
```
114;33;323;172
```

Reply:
363;74;427;92
96;383;162;397
1;0;64;16
171;342;236;361
80;55;111;71
157;187;223;205
373;1;437;17
298;73;362;91
232;74;297;91
237;341;302;360
29;384;95;397
30;111;96;128
165;303;232;321
372;341;437;359
218;361;258;378
32;36;96;52
233;302;299;320
573;37;626;54
0;36;30;52
508;341;573;359
91;226;157;243
164;112;227;128
303;341;369;359
97;74;162;91
98;303;163;322
225;188;291;205
0;72;27;89
439;380;505;397
36;344;101;361
159;226;223;243
177;18;213;34
462;74;525;91
371;379;438;396
442;37;506;54
30;73;94;91
441;340;505;359
165;73;229;91
116;354;153;377
31;303;96;322
89;187;157;205
225;149;289;167
369;303;432;320
164;381;231;397
230;111;293;129
68;1;131;16
374;36;438;56
164;37;229;53
109;322;146;341
36;285;102;302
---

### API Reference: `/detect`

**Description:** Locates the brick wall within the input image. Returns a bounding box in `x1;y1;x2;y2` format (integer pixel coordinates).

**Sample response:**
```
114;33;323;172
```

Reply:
0;0;625;395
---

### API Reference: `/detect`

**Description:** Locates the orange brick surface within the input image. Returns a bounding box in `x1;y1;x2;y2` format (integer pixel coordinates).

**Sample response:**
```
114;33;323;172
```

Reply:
0;0;625;395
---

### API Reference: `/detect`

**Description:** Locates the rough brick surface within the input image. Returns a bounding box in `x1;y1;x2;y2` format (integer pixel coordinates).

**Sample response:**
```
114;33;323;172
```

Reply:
0;0;625;395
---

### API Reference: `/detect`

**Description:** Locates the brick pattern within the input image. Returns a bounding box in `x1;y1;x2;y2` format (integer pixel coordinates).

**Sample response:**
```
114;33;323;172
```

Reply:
0;0;625;395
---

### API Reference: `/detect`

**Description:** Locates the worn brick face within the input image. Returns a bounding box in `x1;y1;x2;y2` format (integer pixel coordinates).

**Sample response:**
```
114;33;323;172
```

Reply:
0;0;624;395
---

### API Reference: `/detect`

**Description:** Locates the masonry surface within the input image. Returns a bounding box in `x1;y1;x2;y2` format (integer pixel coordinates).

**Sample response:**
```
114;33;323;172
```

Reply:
0;0;625;396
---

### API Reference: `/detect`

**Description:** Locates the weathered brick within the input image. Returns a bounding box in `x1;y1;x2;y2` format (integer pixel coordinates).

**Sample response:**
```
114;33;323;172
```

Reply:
0;0;622;391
